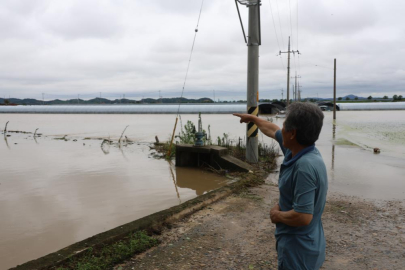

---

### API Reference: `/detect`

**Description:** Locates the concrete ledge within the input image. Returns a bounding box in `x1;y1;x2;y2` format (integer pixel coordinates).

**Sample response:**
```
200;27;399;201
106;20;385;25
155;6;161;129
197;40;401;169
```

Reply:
175;145;253;172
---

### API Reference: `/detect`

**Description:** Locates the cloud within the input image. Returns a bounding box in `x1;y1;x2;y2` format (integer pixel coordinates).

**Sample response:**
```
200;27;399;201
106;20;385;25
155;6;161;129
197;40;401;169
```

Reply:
0;0;404;100
40;0;123;39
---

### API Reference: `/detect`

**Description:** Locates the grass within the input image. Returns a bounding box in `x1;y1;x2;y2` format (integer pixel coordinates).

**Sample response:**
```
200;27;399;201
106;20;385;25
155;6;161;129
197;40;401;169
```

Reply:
238;191;263;202
227;141;279;171
56;231;158;270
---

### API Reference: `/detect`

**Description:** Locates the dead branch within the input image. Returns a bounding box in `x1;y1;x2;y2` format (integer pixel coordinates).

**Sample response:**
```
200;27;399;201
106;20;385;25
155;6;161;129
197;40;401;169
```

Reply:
34;128;39;138
4;121;9;134
118;125;129;144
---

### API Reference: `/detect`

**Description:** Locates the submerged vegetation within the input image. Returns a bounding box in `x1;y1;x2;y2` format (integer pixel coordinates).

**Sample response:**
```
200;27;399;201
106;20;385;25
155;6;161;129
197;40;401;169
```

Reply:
153;115;279;171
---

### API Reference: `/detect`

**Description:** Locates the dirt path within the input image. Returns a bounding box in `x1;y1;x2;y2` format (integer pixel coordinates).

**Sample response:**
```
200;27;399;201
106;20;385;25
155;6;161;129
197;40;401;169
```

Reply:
115;174;405;270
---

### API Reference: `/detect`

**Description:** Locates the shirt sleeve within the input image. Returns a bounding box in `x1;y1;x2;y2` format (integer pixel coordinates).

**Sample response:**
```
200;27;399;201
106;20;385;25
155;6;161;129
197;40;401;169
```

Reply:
275;130;287;155
292;170;317;214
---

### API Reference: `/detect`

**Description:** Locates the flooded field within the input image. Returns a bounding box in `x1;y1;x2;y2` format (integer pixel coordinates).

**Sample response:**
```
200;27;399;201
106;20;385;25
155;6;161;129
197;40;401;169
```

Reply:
0;111;404;269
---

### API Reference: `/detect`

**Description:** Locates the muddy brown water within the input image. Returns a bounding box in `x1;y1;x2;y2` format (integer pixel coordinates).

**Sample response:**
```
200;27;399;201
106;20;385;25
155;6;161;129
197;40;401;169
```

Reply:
0;111;404;269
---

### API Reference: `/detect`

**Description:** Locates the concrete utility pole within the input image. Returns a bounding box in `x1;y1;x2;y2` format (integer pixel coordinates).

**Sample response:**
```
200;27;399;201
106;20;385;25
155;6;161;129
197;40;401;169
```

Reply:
333;58;337;120
246;0;261;163
235;0;261;163
281;88;284;101
279;36;299;106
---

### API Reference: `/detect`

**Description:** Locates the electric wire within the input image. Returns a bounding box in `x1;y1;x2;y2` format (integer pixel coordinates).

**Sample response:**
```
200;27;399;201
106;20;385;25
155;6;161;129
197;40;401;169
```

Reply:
297;0;301;77
176;0;205;116
274;0;285;49
296;0;299;52
288;0;296;92
267;0;285;69
288;0;293;39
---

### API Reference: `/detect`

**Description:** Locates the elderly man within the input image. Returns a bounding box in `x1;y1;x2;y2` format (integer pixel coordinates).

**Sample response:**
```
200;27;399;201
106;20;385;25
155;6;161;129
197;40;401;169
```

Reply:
234;102;328;270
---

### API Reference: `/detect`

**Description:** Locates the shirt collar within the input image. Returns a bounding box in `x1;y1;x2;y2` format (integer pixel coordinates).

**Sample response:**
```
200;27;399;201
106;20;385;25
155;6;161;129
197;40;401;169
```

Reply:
282;144;315;167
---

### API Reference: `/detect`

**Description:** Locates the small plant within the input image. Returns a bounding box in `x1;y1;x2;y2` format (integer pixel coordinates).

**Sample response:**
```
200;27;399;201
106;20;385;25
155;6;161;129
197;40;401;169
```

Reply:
175;116;208;145
176;120;196;144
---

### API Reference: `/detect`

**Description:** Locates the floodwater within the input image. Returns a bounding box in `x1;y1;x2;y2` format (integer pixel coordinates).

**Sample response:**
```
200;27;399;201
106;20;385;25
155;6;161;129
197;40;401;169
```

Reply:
1;111;405;269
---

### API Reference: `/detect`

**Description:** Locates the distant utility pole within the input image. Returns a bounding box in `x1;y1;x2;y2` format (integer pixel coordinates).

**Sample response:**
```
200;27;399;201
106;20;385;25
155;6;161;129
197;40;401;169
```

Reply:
291;72;301;102
292;84;295;101
291;84;293;103
281;88;284;101
333;58;337;120
279;36;300;106
298;83;302;101
213;90;215;103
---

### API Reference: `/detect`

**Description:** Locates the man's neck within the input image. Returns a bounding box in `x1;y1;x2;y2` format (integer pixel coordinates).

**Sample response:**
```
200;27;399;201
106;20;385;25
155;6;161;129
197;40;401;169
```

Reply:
290;144;307;158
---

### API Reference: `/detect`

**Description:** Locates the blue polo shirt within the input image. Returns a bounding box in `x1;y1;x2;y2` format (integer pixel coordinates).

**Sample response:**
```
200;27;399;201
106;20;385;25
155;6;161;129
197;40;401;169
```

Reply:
275;130;328;270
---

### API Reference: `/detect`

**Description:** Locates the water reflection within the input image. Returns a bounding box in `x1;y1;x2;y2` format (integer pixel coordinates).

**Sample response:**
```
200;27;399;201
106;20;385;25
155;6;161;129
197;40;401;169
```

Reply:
101;140;110;155
331;122;336;173
118;145;129;161
168;162;181;204
4;134;10;149
175;167;229;196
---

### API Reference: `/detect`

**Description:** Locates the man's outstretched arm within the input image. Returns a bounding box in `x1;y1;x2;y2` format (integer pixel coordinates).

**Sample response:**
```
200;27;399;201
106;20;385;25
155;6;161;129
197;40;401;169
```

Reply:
233;113;281;140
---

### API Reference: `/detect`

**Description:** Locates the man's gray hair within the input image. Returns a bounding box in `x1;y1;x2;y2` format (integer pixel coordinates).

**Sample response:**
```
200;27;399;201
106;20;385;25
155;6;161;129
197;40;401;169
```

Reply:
284;102;324;146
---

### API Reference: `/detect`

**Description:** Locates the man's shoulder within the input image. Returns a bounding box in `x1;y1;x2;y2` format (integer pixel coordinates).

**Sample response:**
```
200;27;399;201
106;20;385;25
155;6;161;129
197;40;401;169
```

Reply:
296;148;326;173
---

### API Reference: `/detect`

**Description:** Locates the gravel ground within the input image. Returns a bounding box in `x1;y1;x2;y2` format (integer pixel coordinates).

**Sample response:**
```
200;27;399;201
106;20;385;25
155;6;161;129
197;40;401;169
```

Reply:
114;173;405;270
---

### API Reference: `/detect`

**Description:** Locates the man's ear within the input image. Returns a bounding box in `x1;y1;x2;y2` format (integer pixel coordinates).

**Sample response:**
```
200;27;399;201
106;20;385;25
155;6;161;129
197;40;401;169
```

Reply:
290;129;297;140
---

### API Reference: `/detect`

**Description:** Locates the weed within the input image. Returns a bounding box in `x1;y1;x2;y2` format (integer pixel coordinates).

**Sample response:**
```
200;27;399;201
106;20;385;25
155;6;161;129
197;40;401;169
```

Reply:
57;231;158;270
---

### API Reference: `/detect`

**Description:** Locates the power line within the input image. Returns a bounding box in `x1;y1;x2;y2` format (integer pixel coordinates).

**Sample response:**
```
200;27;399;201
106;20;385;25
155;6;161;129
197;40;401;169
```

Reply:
297;0;301;76
274;0;285;49
176;0;205;116
267;0;285;69
288;0;293;39
296;0;299;50
285;0;296;80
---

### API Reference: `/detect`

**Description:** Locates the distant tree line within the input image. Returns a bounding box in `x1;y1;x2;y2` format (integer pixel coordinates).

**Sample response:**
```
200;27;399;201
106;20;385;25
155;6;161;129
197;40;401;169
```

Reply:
0;97;216;105
337;95;403;101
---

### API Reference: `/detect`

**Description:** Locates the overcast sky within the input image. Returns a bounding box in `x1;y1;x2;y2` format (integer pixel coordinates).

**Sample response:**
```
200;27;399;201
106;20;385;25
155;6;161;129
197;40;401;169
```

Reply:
1;0;404;101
